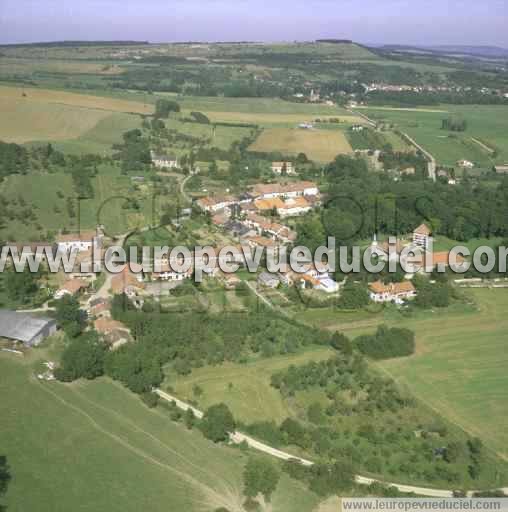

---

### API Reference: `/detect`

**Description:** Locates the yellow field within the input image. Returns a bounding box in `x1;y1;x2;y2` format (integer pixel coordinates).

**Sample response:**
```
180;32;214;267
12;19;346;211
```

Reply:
0;85;153;114
203;110;362;126
248;127;353;161
0;58;125;75
0;86;152;143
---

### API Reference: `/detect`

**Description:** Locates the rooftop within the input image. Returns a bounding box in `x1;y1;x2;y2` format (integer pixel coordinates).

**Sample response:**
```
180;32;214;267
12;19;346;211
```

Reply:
0;310;56;344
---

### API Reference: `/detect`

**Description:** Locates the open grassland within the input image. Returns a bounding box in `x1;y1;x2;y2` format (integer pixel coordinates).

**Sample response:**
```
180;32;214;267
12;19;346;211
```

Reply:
166;116;253;150
378;289;508;462
0;57;125;75
359;105;508;166
299;289;508;461
165;348;334;424
0;164;155;240
249;127;353;161
0;354;321;512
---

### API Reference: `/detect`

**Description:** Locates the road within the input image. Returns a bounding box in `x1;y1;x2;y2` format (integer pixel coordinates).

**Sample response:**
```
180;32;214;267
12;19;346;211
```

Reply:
154;389;508;498
244;280;274;309
400;132;437;182
180;174;193;203
348;107;437;182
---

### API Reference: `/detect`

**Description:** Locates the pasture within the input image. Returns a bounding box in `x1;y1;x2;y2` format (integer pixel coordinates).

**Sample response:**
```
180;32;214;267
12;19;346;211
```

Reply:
359;105;508;166
378;288;508;462
0;164;158;240
299;288;508;461
248;127;353;162
0;354;321;512
165;347;334;424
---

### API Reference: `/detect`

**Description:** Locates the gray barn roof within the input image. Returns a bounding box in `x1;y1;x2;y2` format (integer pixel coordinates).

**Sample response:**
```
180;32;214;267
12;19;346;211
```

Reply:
0;310;56;343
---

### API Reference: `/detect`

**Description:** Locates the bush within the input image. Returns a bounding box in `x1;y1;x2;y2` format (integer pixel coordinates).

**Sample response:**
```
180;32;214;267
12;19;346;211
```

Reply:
140;391;159;408
355;325;415;360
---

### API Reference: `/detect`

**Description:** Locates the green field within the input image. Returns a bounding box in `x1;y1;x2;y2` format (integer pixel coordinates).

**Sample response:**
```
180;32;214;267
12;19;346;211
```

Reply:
358;105;508;167
378;289;508;462
0;352;321;512
0;164;163;240
298;289;508;462
165;348;334;424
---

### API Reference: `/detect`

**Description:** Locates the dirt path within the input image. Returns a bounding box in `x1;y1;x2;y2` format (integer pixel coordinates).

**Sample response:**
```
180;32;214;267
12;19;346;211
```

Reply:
155;389;507;498
471;137;495;154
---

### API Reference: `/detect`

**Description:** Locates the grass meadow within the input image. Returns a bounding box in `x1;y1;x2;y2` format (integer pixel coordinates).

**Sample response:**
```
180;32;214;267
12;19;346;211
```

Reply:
299;289;508;462
0;352;321;512
0;163;160;240
165;347;334;424
359;105;508;167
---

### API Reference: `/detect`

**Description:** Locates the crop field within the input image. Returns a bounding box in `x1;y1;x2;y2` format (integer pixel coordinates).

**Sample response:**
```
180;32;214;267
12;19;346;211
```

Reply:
0;85;151;144
52;112;142;154
248;127;353;161
165;348;334;424
359;105;508;166
0;353;320;512
299;289;508;461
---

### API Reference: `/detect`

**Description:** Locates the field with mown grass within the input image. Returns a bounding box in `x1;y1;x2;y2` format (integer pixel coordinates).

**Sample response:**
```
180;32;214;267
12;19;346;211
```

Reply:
357;105;508;167
298;289;508;462
0;85;150;146
0;351;322;512
248;127;353;162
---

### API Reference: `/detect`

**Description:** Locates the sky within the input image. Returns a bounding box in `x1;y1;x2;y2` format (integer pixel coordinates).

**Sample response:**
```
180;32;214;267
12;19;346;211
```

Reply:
1;0;507;47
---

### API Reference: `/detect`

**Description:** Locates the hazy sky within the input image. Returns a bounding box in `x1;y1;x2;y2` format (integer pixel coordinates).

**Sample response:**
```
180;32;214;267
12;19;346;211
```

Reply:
1;0;507;46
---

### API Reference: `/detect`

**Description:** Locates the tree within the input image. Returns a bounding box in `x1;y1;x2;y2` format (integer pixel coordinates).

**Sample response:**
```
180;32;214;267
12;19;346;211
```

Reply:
55;295;86;337
200;403;235;443
155;99;180;118
5;268;38;304
243;457;280;502
0;456;10;512
330;332;352;355
54;332;106;382
337;280;369;309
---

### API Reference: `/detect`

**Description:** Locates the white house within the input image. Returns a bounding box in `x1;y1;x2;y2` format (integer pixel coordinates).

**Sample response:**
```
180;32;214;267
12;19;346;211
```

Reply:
271;161;295;175
457;159;474;169
151;152;178;169
56;227;103;253
412;223;432;250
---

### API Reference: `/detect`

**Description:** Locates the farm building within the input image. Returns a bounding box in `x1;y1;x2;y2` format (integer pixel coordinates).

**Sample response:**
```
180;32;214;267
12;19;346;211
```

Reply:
494;165;508;174
369;281;416;304
0;310;57;347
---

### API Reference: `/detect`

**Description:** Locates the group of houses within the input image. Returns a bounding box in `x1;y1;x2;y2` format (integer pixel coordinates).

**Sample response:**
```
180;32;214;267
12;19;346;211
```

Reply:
198;180;319;254
367;223;467;304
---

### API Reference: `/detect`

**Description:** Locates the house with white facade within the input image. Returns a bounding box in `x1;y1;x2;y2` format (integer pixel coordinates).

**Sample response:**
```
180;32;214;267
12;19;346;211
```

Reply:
369;280;416;304
151;151;178;169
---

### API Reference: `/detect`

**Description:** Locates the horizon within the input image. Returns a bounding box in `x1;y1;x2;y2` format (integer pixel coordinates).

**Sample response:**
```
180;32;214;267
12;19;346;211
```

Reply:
1;0;507;47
